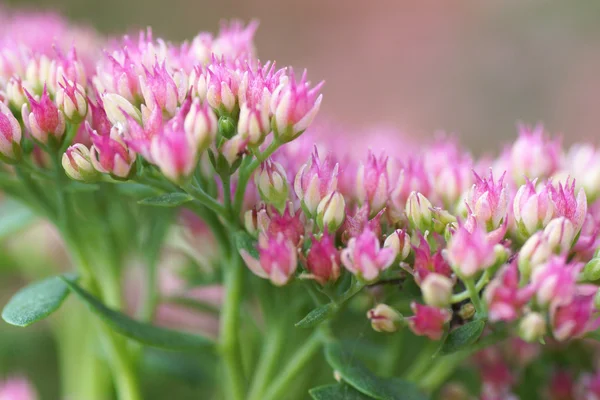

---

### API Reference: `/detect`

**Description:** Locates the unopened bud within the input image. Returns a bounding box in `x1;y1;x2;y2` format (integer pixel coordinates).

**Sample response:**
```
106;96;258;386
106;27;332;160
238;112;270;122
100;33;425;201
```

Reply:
583;258;600;282
367;304;403;333
255;159;289;213
421;273;454;308
218;115;236;139
518;312;546;343
431;207;457;234
383;229;411;261
62;144;99;182
316;191;345;233
56;81;87;123
406;191;433;232
0;102;22;163
543;217;575;255
102;93;141;125
458;303;475;320
518;232;552;279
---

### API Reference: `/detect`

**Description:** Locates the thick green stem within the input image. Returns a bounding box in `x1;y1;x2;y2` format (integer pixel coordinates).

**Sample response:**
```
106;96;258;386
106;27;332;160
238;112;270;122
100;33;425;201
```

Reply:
418;352;465;393
219;255;246;400
247;320;286;400
464;277;485;315
451;270;490;303
182;182;227;216
261;330;323;400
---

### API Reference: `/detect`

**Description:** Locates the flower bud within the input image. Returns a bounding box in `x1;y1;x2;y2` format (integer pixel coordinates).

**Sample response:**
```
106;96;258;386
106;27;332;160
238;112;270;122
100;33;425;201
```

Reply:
184;99;218;153
238;102;270;146
431;207;457;234
406;191;433;232
407;302;451;340
543;217;575;255
102;93;142;126
367;304;403;333
90;127;136;179
6;77;27;109
304;233;340;285
23;86;66;146
56;80;87;123
255;159;289;213
220;133;249;166
150;129;198;184
583;258;600;282
0;102;22;163
62;144;100;182
513;179;554;238
465;170;508;231
341;228;396;282
218;115;236;139
294;147;338;216
357;152;389;217
446;225;496;278
518;232;552;278
421;273;453;308
518;312;546;343
316;191;345;233
383;229;411;261
240;232;297;286
548;178;587;235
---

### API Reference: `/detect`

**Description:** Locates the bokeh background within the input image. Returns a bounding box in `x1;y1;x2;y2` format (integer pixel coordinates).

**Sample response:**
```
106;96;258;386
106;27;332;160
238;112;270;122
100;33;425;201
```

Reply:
5;0;600;151
1;0;600;397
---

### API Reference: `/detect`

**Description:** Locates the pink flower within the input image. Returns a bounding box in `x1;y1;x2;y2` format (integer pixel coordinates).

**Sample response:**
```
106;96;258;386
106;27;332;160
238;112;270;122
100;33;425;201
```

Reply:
407;302;451;340
183;98;217;153
139;61;185;116
510;123;562;183
22;85;66;145
389;158;431;220
263;206;305;246
150;129;198;184
240;232;297;286
255;159;289;212
341;204;385;244
547;371;574;400
576;371;600;400
341;228;396;282
565;143;600;202
294;146;339;216
95;48;141;102
212;20;259;61
551;287;600;341
270;68;323;141
205;58;239;114
56;79;87;122
465;169;508;231
0;376;38;400
484;262;532;322
446;224;496;278
0;101;22;162
62;143;99;182
89;125;136;179
412;235;452;285
357;151;389;217
367;304;403;333
513;179;554;237
531;256;582;308
548;178;588;234
304;233;340;285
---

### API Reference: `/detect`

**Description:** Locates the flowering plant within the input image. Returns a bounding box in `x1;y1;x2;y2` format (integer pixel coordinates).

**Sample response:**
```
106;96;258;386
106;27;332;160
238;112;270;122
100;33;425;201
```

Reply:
1;10;600;400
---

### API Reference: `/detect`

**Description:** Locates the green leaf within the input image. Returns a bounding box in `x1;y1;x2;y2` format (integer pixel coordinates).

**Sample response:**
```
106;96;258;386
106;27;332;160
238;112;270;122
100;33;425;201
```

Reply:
233;231;258;258
63;279;214;351
64;182;100;193
310;383;373;400
138;193;193;207
295;303;337;328
325;342;428;400
440;320;486;355
2;274;77;327
0;199;36;240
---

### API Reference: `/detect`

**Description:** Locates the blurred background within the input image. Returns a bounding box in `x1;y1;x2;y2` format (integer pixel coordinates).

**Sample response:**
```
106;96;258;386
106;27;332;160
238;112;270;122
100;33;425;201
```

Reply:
5;0;600;152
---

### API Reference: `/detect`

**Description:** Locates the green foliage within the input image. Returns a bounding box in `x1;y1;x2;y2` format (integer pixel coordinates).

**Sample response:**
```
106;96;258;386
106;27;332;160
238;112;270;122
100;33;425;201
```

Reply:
310;383;373;400
439;320;486;355
63;279;215;351
296;303;337;328
138;193;194;207
2;274;77;327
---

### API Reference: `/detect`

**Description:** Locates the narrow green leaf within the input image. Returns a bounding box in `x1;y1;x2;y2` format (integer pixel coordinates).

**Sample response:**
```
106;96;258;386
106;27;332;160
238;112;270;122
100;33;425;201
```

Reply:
64;182;100;193
325;342;428;400
233;231;258;258
2;273;77;327
0;199;36;240
440;320;486;355
295;303;337;328
63;279;214;351
138;193;193;207
310;383;373;400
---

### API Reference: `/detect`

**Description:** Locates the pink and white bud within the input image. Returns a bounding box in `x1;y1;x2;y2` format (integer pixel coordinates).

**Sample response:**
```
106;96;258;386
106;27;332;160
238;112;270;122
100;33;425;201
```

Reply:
518;312;546;343
431;163;472;208
367;304;403;333
316;191;345;233
543;217;576;255
206;61;238;114
513;179;554;237
531;256;581;308
383;229;411;261
94;50;141;102
90;126;136;179
150;129;198;184
0;102;22;163
294;147;339;216
446;225;496;278
6;77;27;109
304;233;340;285
484;263;532;322
406;191;433;232
407;302;451;340
565;144;600;201
25;55;52;91
518;232;552;278
389;159;431;220
548;178;587;234
551;289;600;341
255;159;289;212
62;144;99;182
421;273;454;307
412;235;453;285
220;133;249;167
465;169;508;231
238;103;270;145
240;232;297;286
357;152;389;217
139;62;182;116
510;123;562;184
56;80;87;123
341;228;396;282
0;376;38;400
23;86;66;145
270;69;323;141
184;99;217;153
102;93;142;126
264;206;305;246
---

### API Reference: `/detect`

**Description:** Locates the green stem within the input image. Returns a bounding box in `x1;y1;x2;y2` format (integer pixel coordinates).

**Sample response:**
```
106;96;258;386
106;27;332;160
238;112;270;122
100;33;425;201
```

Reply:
219;255;246;400
418;352;465;392
451;270;490;303
404;341;438;382
247;320;286;400
261;330;323;400
183;182;227;216
464;277;485;315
